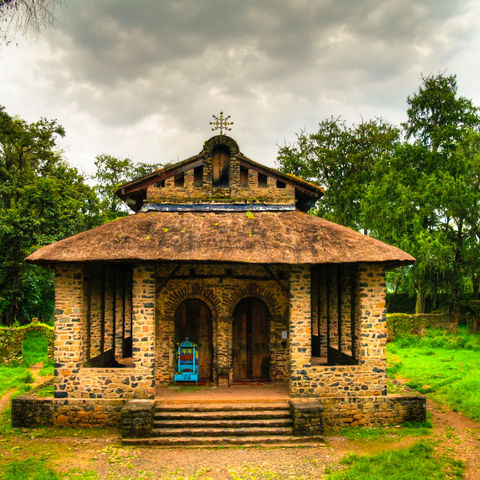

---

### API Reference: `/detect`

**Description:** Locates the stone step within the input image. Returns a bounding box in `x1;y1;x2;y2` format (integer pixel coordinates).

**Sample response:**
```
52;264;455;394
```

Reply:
152;426;293;437
123;435;325;447
155;402;290;412
153;418;292;428
154;409;291;420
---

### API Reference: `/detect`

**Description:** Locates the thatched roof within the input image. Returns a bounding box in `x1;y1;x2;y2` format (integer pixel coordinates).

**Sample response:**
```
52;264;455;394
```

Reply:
26;211;414;266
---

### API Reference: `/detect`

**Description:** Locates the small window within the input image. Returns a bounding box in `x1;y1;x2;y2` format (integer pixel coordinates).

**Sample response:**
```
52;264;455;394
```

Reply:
158;179;165;188
194;166;203;187
258;173;268;188
240;166;249;188
212;145;230;187
174;173;184;188
276;180;286;189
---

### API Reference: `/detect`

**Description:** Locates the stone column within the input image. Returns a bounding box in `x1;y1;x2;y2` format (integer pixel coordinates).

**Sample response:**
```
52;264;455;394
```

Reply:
132;263;156;398
54;263;85;398
289;265;311;396
357;263;387;394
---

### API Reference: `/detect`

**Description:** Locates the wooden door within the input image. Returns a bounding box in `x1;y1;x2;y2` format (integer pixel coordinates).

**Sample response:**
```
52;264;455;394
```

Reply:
174;299;212;381
232;298;270;381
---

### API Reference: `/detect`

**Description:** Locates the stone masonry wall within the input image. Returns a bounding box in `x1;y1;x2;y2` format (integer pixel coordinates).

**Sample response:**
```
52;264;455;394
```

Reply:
146;136;295;206
54;263;155;400
289;263;388;397
155;263;290;385
321;394;426;427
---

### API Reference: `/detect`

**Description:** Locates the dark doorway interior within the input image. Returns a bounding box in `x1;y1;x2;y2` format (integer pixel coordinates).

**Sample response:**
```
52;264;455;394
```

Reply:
174;299;213;381
232;297;270;381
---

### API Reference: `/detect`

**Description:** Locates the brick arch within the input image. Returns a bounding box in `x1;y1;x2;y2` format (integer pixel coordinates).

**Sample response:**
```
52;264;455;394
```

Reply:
163;285;222;320
202;135;240;157
224;283;283;320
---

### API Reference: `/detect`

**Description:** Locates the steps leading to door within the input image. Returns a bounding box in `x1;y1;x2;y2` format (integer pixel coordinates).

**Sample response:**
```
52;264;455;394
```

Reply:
122;401;324;447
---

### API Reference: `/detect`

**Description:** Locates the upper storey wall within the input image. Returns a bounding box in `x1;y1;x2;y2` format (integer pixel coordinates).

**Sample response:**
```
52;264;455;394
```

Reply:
145;136;296;206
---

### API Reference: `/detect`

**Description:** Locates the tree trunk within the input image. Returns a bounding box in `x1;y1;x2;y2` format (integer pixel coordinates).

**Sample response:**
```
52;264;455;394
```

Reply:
415;287;424;314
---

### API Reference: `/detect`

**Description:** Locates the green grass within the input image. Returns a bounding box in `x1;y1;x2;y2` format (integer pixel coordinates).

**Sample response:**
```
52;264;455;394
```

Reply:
388;327;480;421
0;459;100;480
0;366;34;397
22;330;49;367
326;442;464;480
338;420;432;441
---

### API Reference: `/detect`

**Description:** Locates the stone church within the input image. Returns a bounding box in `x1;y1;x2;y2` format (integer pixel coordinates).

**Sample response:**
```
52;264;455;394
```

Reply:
16;127;425;444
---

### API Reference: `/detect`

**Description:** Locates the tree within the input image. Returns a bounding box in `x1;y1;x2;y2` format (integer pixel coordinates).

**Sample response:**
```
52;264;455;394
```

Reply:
0;0;62;45
0;106;106;325
277;117;399;230
93;154;164;215
364;74;480;312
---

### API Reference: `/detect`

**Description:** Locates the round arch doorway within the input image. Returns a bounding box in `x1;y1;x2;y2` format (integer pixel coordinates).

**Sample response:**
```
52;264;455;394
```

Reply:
174;299;213;381
232;297;270;381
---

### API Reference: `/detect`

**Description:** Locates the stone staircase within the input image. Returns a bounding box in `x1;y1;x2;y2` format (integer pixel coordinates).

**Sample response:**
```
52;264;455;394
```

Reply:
122;400;324;446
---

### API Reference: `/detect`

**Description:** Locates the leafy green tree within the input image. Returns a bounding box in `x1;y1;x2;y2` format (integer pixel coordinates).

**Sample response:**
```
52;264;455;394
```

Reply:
0;106;106;325
364;74;480;312
93;154;164;215
277;117;399;230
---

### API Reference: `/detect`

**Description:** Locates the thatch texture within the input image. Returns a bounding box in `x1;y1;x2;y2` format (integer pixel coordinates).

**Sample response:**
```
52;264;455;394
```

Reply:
25;211;414;266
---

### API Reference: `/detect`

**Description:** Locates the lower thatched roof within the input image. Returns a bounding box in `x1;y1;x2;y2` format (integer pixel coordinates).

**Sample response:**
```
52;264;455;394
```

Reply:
25;211;414;266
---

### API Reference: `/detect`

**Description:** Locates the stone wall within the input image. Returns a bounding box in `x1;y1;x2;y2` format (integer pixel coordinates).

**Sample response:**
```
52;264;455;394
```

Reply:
155;263;290;385
12;395;126;428
289;263;388;397
54;263;155;400
386;312;457;341
321;394;426;427
146;136;296;206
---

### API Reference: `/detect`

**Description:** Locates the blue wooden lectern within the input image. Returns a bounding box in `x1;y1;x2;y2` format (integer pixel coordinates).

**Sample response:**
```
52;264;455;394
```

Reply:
174;339;199;382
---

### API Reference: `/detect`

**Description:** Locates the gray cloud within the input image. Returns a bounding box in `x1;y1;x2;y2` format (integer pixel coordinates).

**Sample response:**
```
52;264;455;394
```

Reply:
1;0;479;172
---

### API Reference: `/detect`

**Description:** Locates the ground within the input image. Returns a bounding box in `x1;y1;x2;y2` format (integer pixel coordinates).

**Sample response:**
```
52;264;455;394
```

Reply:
1;327;479;479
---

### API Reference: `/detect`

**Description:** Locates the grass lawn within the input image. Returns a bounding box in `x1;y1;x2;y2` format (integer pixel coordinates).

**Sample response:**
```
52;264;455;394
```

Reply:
387;327;480;422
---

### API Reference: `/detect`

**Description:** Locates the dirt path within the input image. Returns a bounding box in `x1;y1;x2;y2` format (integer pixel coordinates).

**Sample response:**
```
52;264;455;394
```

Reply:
427;399;480;480
0;364;47;414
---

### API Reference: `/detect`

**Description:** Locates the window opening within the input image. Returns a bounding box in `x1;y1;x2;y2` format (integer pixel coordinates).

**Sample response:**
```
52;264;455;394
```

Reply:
194;166;203;187
276;180;286;188
258;173;268;188
174;172;184;188
240;166;249;188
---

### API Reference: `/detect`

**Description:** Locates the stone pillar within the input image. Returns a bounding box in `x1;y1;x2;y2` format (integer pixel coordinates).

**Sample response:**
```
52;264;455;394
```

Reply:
327;266;338;349
289;265;311;396
115;267;124;358
132;263;156;398
216;316;231;385
357;263;387;393
89;269;103;359
103;266;114;351
340;266;352;353
318;267;328;357
54;264;85;399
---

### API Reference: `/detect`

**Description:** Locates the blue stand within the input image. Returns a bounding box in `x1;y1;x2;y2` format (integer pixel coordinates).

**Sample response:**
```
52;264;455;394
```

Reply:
174;339;199;383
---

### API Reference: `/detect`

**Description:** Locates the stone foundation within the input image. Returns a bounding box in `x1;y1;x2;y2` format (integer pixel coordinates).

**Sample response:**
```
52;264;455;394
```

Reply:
321;394;426;427
12;395;126;428
290;399;324;435
120;400;155;437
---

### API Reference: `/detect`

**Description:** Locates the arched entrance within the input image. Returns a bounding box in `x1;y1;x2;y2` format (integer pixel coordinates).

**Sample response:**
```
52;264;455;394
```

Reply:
232;297;270;381
174;299;213;381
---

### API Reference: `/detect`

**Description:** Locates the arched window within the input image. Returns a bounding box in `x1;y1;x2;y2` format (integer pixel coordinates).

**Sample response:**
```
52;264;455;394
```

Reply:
212;145;230;187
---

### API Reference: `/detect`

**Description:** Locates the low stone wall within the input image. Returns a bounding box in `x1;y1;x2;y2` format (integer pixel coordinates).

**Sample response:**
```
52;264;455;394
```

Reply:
12;396;53;427
386;313;457;341
321;394;426;428
120;399;155;437
12;395;126;428
290;399;324;435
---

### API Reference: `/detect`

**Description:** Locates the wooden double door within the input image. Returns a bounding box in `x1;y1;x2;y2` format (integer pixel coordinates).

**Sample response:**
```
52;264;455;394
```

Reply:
232;297;270;381
174;299;212;381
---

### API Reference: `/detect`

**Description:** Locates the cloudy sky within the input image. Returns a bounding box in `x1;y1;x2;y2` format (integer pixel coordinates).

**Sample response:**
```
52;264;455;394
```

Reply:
1;0;480;175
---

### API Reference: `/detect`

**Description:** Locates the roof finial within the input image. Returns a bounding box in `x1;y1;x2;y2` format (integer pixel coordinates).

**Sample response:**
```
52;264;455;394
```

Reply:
209;111;233;136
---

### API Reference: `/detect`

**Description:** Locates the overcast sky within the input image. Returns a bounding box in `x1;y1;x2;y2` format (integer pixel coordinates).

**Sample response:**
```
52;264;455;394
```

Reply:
1;0;480;175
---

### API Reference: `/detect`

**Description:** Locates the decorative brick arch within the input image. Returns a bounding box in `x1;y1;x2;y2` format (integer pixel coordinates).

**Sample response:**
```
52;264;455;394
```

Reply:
224;283;283;320
202;135;240;157
163;284;222;320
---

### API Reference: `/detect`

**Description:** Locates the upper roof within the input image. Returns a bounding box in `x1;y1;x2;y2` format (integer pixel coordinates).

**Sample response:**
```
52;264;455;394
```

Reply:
115;135;324;213
25;210;415;266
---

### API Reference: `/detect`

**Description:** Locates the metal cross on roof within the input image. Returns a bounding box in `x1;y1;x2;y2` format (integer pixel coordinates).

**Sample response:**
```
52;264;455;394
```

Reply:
210;111;233;136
